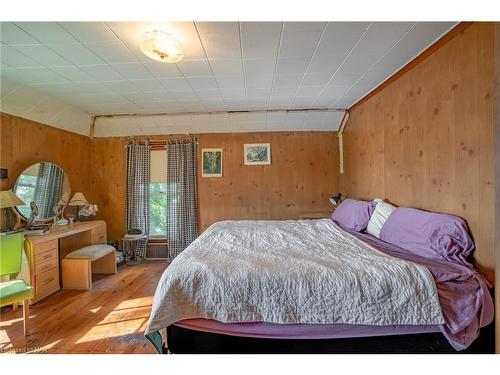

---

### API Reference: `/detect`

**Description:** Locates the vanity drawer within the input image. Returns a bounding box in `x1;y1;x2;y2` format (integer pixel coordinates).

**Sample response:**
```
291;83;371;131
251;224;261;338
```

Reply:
35;268;59;297
35;247;58;264
35;257;58;275
35;239;58;255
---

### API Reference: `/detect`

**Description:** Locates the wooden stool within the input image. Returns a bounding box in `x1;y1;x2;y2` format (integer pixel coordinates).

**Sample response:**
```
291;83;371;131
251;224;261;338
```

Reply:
62;244;117;290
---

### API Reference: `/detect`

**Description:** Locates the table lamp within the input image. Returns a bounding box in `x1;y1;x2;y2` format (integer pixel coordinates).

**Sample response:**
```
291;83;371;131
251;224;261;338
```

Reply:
0;190;25;232
68;192;89;221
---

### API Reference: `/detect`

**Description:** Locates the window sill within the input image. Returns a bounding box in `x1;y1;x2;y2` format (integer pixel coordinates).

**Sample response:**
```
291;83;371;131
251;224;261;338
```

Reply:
148;238;168;244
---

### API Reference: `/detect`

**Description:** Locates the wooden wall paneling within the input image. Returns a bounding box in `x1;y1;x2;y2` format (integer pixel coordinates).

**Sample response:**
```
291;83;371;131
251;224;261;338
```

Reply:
340;23;495;283
0;113;92;232
90;131;339;237
494;21;500;355
90;137;127;242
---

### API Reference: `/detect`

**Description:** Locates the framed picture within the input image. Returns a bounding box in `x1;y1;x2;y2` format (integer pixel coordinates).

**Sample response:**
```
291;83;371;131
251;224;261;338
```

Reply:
202;148;223;177
244;143;271;165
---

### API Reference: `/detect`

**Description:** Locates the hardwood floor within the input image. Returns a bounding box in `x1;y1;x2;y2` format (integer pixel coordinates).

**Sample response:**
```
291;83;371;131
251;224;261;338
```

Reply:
0;261;166;354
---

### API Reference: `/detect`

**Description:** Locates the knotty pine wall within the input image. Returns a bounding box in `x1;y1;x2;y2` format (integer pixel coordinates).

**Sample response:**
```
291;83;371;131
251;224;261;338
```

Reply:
0;112;92;225
340;23;495;283
90;132;339;241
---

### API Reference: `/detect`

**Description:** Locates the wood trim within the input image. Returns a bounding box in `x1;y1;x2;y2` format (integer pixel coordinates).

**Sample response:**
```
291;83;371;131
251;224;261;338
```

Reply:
89;116;96;139
337;111;350;137
348;22;474;112
148;238;168;244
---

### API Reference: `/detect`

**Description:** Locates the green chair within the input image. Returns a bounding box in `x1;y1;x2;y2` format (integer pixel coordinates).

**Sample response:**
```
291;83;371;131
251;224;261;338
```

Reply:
0;233;34;336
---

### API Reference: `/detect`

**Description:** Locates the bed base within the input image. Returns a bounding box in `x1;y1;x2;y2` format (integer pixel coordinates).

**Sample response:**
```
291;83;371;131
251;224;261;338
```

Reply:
165;322;495;354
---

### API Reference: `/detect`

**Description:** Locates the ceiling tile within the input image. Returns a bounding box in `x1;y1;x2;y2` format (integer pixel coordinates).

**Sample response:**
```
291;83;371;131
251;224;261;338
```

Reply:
0;76;22;98
186;76;218;90
279;30;323;58
246;75;274;89
241;22;281;59
216;75;245;89
195;22;239;35
177;59;212;76
85;41;139;64
112;63;155;80
328;73;360;87
220;88;245;99
315;22;370;56
50;66;96;81
0;22;41;45
247;88;271;97
200;33;241;59
0;45;41;67
58;22;119;43
301;72;332;86
307;54;346;74
47;43;106;65
143;62;182;79
276;57;310;75
244;59;276;75
160;77;192;92
273;74;303;88
283;22;327;32
12;44;72;66
104;80;141;93
195;89;222;99
14;22;78;44
3;67;67;85
210;59;243;76
80;64;124;81
129;79;164;92
295;86;323;97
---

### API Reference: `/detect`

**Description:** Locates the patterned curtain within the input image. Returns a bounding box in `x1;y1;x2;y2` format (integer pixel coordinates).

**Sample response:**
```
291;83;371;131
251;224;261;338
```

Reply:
33;163;64;218
166;138;198;259
124;142;151;262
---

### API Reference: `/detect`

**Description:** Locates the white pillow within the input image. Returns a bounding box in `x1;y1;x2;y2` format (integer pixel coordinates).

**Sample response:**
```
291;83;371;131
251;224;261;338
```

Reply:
366;199;396;238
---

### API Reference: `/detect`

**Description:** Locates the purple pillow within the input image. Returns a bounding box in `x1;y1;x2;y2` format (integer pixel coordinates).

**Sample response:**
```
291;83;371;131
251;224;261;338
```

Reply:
331;199;376;232
380;207;474;265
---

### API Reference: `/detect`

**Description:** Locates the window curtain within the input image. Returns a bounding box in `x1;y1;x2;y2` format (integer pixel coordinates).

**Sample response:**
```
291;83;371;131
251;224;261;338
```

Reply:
166;138;198;259
33;162;64;218
124;142;151;262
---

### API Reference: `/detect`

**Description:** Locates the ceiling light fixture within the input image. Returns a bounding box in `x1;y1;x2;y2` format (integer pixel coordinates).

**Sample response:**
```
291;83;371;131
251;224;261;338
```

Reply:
140;30;184;64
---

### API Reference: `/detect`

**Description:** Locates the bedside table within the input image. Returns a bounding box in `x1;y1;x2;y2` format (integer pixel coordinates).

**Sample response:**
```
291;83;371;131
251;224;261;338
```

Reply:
299;211;332;220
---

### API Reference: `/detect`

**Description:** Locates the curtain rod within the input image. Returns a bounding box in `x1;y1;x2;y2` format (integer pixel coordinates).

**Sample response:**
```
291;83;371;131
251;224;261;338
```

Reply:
126;135;198;148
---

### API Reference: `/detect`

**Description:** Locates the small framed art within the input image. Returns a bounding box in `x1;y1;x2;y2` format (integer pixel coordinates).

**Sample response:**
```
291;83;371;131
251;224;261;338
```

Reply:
244;143;271;165
202;148;223;177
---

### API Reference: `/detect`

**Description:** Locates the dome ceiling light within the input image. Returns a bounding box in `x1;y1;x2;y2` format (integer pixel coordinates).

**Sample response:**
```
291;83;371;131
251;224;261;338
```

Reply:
140;30;184;63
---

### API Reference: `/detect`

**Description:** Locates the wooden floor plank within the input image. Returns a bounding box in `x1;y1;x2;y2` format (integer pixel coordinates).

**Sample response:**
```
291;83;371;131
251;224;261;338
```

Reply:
0;261;166;354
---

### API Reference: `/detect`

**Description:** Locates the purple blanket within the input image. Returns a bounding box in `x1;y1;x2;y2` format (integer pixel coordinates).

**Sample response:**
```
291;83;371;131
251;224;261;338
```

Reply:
346;228;494;350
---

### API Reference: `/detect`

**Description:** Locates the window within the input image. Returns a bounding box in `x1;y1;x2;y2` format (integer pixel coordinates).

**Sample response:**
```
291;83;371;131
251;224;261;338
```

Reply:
150;150;167;237
15;173;38;218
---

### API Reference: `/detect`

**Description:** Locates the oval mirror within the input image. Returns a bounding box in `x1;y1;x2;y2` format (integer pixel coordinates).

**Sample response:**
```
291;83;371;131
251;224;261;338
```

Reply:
13;162;71;222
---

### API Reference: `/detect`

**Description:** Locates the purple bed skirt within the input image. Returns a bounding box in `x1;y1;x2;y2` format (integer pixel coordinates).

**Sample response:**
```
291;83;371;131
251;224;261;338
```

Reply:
174;319;440;340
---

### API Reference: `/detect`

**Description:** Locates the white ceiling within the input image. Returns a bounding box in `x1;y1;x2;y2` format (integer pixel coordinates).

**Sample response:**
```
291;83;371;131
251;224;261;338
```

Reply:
0;21;456;136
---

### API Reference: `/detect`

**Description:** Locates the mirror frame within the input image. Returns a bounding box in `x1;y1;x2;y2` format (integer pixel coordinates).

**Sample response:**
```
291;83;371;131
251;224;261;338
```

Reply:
13;162;71;225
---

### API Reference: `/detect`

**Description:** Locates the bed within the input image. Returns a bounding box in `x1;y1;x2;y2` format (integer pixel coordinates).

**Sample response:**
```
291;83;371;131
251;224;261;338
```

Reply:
145;217;494;354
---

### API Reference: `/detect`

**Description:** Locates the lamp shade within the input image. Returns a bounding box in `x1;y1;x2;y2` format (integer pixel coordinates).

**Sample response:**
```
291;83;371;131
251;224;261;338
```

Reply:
0;190;25;208
68;192;89;206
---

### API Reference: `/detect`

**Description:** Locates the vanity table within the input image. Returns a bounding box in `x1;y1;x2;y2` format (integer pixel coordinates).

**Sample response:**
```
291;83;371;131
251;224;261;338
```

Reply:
24;221;107;304
10;161;106;305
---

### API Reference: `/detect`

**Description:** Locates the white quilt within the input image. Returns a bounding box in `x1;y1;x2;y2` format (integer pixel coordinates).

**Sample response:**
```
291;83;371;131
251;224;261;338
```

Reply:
145;219;444;335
